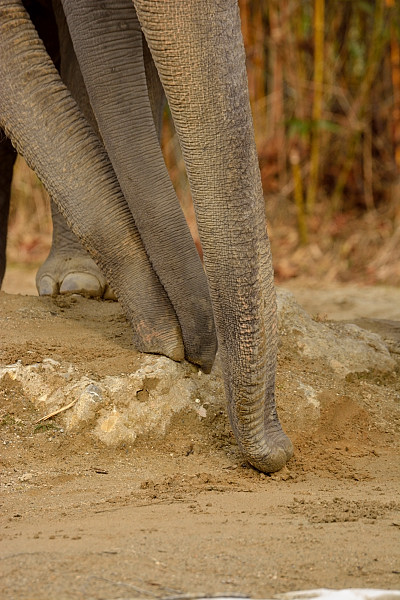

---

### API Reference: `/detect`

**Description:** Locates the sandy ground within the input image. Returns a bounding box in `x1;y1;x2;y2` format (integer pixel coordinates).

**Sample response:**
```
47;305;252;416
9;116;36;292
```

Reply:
1;266;399;600
3;264;400;321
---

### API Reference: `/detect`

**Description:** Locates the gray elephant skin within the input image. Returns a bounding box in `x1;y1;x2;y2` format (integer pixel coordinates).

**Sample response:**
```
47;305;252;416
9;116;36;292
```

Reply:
0;0;126;297
0;0;293;473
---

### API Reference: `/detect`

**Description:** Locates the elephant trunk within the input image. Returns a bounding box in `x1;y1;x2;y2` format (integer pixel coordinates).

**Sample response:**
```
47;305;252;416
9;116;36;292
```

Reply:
0;0;183;361
134;0;293;472
61;0;217;371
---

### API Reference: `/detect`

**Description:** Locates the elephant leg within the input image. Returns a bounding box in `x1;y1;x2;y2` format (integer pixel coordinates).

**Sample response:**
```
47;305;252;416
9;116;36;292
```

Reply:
36;1;111;298
0;132;16;287
37;4;163;299
134;0;293;472
0;0;186;363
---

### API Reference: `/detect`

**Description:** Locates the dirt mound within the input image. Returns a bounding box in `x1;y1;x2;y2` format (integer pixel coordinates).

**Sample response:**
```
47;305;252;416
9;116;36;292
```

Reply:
0;290;399;599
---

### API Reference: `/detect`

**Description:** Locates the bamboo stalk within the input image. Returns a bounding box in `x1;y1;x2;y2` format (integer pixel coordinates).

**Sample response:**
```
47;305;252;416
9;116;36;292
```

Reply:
363;105;374;209
290;148;308;245
268;0;286;188
306;0;325;213
331;0;388;211
331;134;359;213
290;0;308;122
387;0;400;169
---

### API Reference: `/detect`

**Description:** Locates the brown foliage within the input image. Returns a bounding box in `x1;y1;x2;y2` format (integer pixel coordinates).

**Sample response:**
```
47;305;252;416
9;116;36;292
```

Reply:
7;0;400;286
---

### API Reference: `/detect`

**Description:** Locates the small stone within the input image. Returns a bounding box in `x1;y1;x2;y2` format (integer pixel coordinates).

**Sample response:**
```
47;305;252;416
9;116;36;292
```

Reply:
196;406;207;418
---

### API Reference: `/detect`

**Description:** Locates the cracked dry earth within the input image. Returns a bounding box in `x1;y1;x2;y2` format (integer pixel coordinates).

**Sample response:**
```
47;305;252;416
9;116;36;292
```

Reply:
0;283;399;600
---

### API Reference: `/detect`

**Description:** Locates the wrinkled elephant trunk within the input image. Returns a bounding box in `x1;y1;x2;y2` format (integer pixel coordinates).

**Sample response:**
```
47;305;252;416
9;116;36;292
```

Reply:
134;0;293;472
0;0;184;361
60;0;217;372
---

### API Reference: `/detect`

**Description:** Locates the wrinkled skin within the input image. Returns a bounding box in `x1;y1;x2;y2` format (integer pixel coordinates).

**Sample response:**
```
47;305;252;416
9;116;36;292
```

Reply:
0;130;107;297
0;0;293;473
0;0;115;297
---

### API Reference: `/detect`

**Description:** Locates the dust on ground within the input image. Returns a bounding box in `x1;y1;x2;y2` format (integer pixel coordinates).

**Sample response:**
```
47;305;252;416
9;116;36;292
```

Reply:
0;267;399;600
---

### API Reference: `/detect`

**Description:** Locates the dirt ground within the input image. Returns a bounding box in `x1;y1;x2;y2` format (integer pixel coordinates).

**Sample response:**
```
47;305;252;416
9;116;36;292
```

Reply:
1;267;399;600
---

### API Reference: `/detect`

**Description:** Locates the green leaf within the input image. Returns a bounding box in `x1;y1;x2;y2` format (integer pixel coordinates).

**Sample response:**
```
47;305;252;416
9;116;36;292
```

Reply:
315;119;341;133
287;118;312;138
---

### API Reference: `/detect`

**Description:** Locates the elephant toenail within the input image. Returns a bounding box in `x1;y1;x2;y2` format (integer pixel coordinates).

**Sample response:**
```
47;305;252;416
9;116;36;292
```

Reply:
37;275;58;296
60;273;103;296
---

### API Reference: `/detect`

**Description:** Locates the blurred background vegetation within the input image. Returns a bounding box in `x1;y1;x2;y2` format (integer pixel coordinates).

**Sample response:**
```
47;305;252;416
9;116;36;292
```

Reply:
6;0;400;289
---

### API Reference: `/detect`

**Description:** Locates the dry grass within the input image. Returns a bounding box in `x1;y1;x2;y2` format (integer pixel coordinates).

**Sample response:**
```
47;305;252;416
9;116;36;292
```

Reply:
5;0;400;288
7;154;400;287
267;184;400;286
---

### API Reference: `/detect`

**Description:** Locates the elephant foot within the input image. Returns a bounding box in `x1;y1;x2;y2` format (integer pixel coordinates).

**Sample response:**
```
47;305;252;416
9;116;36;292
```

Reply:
246;432;293;474
36;253;116;299
237;420;294;474
261;431;294;473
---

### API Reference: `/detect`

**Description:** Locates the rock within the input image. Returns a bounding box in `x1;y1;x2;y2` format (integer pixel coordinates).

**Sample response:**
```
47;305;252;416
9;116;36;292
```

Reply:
351;318;400;356
0;355;225;446
277;290;396;377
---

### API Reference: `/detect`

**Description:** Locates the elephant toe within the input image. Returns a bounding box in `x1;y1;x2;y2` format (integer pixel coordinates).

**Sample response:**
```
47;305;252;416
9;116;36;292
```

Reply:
282;434;294;461
60;272;104;297
270;429;294;466
37;274;59;296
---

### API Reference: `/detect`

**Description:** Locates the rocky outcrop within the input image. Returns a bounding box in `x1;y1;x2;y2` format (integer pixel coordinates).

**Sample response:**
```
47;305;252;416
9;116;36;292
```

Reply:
277;290;396;377
0;290;397;446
